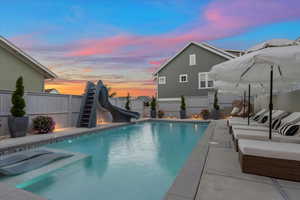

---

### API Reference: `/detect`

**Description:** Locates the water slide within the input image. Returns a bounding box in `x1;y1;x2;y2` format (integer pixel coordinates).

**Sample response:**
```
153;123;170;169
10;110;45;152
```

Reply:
96;80;140;122
77;80;140;128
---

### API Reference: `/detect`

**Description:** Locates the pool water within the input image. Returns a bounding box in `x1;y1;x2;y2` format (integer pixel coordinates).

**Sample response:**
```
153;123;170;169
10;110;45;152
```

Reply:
19;122;207;200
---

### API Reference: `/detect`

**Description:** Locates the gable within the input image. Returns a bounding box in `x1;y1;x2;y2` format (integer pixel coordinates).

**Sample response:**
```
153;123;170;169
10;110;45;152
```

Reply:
0;36;57;79
154;42;235;76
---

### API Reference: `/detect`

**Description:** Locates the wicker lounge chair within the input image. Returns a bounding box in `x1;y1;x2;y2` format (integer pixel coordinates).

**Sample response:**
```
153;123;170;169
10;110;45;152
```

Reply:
238;139;300;181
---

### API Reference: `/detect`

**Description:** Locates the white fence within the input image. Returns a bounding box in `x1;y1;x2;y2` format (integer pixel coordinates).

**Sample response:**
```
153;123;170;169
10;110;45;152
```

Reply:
0;90;82;136
158;93;240;118
0;89;240;136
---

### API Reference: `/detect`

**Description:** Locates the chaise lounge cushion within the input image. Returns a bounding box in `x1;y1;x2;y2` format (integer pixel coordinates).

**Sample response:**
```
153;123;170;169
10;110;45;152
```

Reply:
239;139;300;161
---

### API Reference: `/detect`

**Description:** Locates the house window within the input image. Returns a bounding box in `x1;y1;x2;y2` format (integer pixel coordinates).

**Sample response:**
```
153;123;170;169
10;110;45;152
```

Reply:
179;74;188;83
158;76;166;84
198;72;214;89
189;54;196;66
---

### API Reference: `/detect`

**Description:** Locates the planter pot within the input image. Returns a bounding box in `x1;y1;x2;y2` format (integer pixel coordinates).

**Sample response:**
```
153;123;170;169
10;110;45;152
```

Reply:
8;116;29;138
180;110;186;119
211;110;221;120
202;115;209;120
150;110;156;118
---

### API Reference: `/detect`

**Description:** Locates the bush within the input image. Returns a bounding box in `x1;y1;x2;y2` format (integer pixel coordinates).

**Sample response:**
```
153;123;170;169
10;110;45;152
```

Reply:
125;93;131;110
10;76;26;117
158;110;164;118
200;109;210;119
150;96;156;111
32;116;55;134
180;96;186;111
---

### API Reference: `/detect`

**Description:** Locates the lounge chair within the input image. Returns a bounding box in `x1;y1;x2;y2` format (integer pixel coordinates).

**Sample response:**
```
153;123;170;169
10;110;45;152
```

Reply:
232;120;300;151
0;150;73;176
228;109;269;127
232;112;300;132
229;110;286;128
229;108;266;123
238;139;300;181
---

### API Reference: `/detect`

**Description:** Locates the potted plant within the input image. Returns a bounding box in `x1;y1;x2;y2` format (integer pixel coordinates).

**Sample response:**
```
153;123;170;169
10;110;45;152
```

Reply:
180;96;186;119
125;93;131;110
32;116;56;134
211;90;221;120
158;110;164;118
8;76;28;137
200;109;210;120
150;96;157;118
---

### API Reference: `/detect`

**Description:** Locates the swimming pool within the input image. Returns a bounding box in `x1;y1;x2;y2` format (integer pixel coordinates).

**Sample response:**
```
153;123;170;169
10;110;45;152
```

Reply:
18;122;208;200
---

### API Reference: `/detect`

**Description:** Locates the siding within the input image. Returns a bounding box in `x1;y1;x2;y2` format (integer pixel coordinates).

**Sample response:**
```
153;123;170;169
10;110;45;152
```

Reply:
0;45;45;92
157;43;228;98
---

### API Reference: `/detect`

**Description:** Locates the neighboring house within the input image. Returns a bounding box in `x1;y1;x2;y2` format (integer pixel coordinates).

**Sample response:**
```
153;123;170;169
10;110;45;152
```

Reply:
0;36;57;92
45;88;60;94
136;96;151;103
153;42;237;100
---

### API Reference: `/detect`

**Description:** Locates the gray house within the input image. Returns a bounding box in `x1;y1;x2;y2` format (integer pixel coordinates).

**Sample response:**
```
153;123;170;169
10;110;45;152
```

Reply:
153;42;237;100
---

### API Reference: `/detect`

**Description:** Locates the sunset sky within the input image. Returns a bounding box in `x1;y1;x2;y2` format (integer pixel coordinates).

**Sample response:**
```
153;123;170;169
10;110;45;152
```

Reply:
1;0;300;96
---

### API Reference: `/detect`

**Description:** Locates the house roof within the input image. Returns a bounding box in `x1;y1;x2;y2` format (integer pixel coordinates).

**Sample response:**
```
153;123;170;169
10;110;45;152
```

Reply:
153;41;237;76
0;36;57;79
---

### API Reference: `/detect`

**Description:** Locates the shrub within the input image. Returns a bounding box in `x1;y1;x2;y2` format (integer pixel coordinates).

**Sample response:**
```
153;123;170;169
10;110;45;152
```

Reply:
150;96;156;111
180;96;186;111
32;116;56;134
125;93;131;110
10;76;26;117
158;110;164;118
200;109;210;119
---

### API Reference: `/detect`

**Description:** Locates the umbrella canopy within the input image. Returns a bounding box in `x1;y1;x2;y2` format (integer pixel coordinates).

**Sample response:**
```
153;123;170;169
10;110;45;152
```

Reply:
247;39;298;53
214;81;266;95
210;45;300;83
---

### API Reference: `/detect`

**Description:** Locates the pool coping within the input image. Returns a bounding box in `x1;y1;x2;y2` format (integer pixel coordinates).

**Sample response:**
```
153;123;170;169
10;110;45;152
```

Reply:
163;121;215;200
0;118;211;200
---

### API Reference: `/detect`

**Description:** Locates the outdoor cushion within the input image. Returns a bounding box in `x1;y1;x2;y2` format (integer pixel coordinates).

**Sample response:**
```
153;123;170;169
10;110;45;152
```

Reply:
239;139;300;161
233;127;300;144
231;107;240;115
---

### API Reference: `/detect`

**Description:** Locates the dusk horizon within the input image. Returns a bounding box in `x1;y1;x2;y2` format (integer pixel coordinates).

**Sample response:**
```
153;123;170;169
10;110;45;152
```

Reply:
2;0;300;96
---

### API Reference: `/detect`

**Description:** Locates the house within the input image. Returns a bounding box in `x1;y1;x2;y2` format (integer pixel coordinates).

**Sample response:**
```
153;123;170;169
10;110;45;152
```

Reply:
153;42;237;100
0;36;57;92
45;88;60;94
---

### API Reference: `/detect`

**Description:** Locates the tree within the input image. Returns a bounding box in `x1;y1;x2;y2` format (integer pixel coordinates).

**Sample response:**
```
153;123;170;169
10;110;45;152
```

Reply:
125;93;131;110
213;90;220;110
10;76;26;117
150;96;156;111
106;85;117;98
180;96;186;110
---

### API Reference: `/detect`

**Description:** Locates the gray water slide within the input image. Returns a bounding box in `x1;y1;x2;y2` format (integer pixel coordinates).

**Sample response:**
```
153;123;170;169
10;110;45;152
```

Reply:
96;80;140;122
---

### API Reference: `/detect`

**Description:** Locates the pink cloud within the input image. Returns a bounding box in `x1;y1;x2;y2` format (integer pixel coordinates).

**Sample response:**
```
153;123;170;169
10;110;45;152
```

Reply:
67;35;138;56
65;0;300;58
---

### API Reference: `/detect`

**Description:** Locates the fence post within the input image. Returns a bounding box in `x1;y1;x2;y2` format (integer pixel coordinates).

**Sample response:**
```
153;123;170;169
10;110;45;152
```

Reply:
68;95;73;127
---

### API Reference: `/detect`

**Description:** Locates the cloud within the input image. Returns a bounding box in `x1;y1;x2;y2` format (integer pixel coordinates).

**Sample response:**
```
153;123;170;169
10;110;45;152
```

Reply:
11;0;300;96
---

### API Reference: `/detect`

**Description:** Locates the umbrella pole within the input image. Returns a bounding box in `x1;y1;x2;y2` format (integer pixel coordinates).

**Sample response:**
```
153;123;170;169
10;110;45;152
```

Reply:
243;91;246;119
269;66;274;140
248;84;251;125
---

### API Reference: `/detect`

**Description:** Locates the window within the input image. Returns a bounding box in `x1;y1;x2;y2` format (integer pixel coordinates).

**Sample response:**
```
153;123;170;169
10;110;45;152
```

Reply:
189;54;196;66
198;72;214;89
179;74;188;83
158;76;166;84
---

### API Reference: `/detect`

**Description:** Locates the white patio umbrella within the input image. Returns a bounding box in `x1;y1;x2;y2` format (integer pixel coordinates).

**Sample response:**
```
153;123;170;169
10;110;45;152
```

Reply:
210;41;300;139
